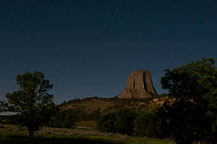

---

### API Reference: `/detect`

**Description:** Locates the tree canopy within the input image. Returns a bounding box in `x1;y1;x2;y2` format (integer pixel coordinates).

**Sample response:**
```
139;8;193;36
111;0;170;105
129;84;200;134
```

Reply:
159;58;217;144
6;71;55;137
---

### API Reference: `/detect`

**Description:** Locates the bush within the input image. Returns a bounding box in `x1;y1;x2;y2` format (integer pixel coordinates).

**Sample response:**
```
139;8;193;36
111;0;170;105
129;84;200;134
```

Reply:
135;111;161;137
49;110;75;128
97;112;117;133
115;109;136;135
97;109;136;135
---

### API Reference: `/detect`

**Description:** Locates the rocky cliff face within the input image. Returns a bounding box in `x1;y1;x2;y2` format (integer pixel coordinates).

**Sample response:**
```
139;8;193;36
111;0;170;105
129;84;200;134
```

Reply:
118;70;157;99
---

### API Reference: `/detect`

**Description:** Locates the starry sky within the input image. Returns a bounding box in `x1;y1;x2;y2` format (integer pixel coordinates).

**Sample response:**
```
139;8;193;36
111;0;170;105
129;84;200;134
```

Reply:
1;0;217;104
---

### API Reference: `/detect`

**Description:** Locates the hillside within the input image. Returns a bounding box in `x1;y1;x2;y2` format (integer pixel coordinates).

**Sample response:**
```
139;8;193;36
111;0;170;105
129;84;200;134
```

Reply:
59;95;167;115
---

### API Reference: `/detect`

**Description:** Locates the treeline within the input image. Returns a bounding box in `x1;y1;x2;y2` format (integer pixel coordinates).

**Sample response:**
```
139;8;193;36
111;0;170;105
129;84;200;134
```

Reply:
40;106;161;137
48;108;101;128
97;109;160;137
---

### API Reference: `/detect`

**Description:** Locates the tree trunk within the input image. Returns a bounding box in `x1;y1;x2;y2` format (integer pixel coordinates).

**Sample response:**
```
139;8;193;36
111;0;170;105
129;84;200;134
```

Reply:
28;128;34;138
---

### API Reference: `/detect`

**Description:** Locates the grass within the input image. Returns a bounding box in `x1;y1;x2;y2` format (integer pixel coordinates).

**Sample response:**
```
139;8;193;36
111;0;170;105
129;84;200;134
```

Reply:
75;120;98;131
0;124;175;144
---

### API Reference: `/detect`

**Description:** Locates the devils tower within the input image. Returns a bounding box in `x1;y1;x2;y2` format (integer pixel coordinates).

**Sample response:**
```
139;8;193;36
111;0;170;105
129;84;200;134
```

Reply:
118;70;157;99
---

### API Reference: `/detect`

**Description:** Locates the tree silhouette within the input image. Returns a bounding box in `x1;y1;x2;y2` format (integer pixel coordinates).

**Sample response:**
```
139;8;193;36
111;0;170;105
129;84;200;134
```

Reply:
6;71;55;137
159;58;217;144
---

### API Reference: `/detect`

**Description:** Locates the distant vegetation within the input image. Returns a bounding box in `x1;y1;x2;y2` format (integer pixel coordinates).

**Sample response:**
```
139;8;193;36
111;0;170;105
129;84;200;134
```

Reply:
1;57;217;144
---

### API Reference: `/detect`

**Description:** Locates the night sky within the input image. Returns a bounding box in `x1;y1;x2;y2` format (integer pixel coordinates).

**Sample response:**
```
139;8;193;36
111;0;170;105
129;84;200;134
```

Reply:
1;0;217;104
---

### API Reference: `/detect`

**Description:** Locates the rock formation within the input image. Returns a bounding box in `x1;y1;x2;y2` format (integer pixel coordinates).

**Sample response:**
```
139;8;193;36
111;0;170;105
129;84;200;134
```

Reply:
118;70;157;99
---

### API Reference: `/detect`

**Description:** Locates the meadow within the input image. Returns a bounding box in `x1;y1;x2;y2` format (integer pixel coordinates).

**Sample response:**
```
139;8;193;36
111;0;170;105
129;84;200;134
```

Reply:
0;124;175;144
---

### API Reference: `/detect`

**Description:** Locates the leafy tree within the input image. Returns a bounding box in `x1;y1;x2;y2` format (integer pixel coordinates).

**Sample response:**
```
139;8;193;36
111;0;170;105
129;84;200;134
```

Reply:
159;58;217;144
6;71;55;137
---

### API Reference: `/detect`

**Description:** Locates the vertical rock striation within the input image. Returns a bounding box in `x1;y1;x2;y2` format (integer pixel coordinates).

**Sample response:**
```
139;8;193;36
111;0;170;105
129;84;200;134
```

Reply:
118;70;157;98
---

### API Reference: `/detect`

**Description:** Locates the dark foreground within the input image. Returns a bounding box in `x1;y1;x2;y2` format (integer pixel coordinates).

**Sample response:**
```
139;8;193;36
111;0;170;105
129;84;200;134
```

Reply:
0;125;175;144
0;136;123;144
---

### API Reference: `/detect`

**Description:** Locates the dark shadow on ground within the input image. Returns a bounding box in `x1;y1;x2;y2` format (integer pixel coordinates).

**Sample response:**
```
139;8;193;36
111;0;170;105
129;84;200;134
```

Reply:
0;136;124;144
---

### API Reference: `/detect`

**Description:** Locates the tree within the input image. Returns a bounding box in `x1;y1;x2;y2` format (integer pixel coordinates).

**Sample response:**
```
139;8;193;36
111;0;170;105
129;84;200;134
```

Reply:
159;58;217;144
6;71;55;137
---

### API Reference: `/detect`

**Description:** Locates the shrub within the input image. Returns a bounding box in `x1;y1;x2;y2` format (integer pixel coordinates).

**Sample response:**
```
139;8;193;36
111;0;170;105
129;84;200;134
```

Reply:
135;111;161;137
49;110;75;128
97;109;136;135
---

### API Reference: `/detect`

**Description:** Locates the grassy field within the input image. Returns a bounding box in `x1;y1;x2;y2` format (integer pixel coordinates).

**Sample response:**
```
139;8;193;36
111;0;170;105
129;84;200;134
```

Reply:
75;120;98;131
0;124;175;144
